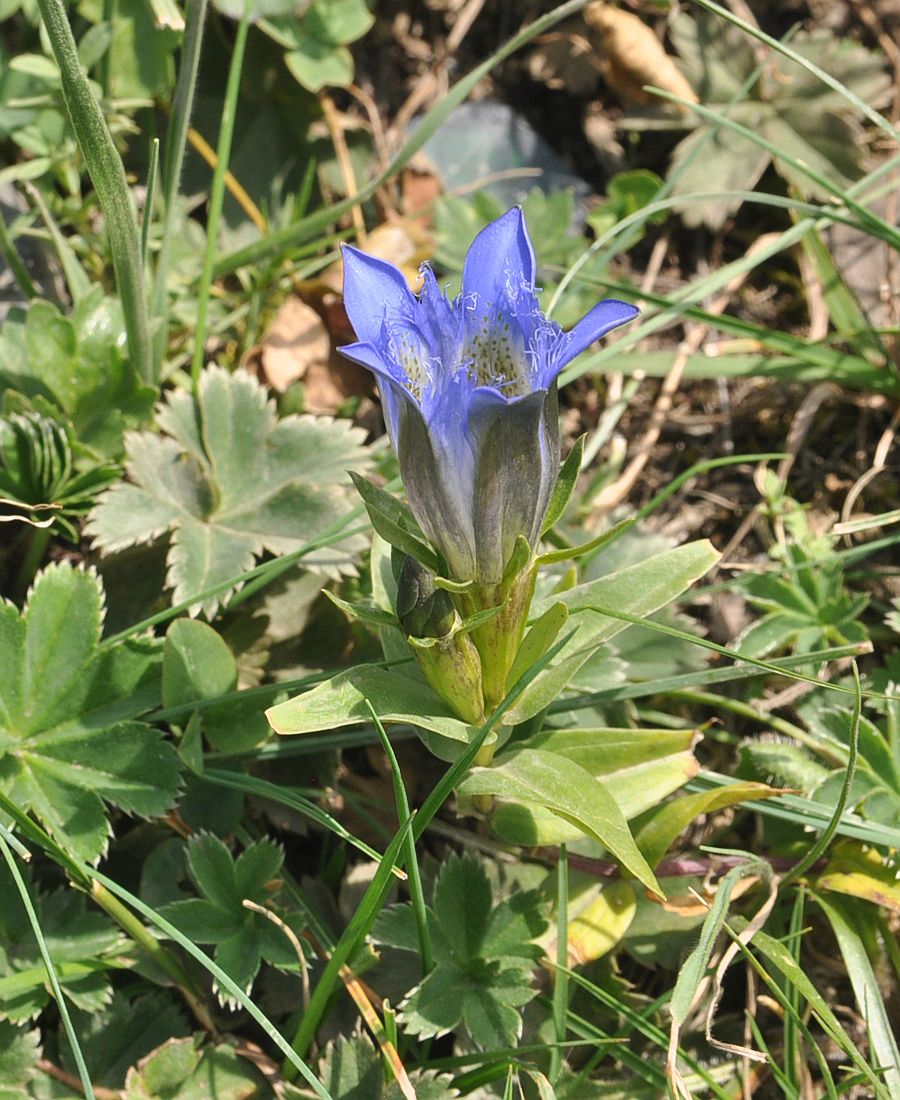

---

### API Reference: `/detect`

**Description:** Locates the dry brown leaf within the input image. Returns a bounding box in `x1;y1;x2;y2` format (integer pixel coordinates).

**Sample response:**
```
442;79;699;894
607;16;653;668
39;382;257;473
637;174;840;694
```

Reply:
363;221;432;290
527;31;602;96
400;154;443;227
303;354;372;416
260;295;331;393
585;1;698;109
660;873;758;916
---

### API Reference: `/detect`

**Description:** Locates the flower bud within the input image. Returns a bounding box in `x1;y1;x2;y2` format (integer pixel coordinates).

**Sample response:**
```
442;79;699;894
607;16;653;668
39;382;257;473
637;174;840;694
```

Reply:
395;556;484;726
395;555;455;639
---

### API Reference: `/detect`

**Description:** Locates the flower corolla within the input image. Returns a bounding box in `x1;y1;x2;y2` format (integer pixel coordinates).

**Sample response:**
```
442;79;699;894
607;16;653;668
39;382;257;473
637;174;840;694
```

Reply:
340;208;638;584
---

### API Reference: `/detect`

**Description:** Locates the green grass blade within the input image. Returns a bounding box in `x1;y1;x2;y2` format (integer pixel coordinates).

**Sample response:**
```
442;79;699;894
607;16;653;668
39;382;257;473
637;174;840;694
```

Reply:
27;183;91;303
783;889;804;1093
288;811;416;1063
560;967;733;1098
814;895;900;1099
151;0;209;375
688;0;899;140
551;643;868;714
0;837;95;1100
782;663;861;886
739;924;892;1098
34;0;153;384
651;90;900;249
0;209;37;299
689;772;900;850
89;869;331;1097
549;844;569;1084
190;15;249;389
141;137;159;267
212;0;592;277
366;701;433;975
546;33;780;320
203;767;399;869
562;604;881;703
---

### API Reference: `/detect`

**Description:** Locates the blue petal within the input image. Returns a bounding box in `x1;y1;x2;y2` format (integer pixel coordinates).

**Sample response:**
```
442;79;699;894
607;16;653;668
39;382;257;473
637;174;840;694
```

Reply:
339;340;404;389
342;245;416;345
418;267;454;333
339;339;390;376
461;208;536;307
339;340;418;445
557;299;639;371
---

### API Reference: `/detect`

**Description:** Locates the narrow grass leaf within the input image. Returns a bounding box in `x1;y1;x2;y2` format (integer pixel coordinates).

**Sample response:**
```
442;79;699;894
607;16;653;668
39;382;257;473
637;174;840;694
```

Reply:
365;701;433;974
0;836;95;1100
814;894;900;1099
33;0;152;382
288;812;415;1063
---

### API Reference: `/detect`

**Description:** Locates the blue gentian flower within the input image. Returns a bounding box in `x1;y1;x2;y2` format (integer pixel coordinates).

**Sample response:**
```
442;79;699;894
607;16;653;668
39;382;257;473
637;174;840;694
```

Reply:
340;208;638;584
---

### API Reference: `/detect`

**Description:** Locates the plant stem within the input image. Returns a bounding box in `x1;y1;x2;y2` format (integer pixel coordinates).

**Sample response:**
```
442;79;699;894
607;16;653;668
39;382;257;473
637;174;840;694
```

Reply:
190;15;249;390
550;844;569;1084
0;211;37;299
152;0;209;375
671;688;849;765
141;137;160;267
34;0;153;385
89;880;217;1033
368;705;434;976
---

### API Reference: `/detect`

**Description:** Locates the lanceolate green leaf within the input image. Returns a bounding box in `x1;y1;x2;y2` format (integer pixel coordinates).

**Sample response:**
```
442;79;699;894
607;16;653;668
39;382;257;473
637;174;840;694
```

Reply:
266;664;479;755
491;727;699;844
458;748;660;896
506;540;720;725
349;472;440;573
669;861;763;1026
541;434;584;534
634;782;778;869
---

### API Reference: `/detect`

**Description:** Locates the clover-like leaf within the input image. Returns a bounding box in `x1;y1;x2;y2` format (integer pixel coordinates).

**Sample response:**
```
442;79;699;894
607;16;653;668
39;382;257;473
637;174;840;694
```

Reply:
372;854;546;1050
160;834;303;998
87;366;370;616
0;562;180;862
